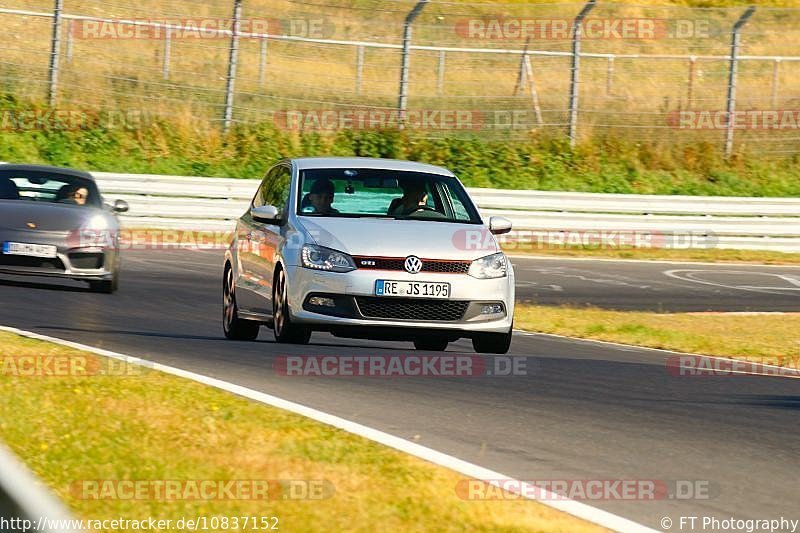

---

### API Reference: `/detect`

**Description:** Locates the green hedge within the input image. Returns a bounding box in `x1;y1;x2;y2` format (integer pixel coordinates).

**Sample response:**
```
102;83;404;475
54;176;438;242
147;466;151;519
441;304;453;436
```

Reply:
1;99;798;197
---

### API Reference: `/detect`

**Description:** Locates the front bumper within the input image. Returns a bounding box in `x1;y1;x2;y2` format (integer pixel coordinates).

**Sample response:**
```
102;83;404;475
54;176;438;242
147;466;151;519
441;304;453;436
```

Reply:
284;264;514;335
0;231;116;282
0;249;116;281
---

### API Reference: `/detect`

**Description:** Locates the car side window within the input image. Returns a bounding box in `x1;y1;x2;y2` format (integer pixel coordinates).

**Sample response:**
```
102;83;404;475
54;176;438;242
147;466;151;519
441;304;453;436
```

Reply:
440;182;472;221
253;166;292;217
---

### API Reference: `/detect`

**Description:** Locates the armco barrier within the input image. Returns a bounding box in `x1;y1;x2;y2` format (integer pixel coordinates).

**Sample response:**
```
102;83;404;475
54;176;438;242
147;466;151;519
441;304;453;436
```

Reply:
65;172;800;253
0;443;78;532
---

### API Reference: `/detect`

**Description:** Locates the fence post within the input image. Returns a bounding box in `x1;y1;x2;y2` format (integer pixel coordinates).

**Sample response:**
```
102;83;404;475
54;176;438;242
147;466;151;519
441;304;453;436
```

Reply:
437;50;445;96
397;0;428;128
65;19;73;63
223;0;243;133
724;6;756;159
771;58;780;109
567;0;596;148
163;27;172;80
47;0;64;107
259;37;268;88
523;55;543;126
356;45;364;95
606;55;615;96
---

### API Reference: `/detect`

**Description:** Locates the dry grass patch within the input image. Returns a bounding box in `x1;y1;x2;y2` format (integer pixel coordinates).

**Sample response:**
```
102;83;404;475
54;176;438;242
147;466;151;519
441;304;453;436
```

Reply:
0;331;603;533
515;304;800;366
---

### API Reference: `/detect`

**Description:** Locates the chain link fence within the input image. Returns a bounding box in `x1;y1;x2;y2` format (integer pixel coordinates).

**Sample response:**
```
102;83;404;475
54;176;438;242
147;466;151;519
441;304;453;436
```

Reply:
1;1;799;156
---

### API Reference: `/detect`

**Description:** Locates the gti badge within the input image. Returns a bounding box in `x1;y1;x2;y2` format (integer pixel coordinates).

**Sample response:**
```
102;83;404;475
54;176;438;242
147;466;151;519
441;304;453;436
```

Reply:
404;256;422;274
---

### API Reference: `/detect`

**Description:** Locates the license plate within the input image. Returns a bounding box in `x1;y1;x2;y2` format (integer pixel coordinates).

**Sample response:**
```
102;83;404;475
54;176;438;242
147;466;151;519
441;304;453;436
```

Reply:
375;280;450;299
2;242;58;258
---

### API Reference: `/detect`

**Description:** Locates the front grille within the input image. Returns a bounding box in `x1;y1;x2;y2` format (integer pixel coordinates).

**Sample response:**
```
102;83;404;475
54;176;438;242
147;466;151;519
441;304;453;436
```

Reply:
0;255;65;270
355;297;468;321
354;257;470;274
68;252;104;269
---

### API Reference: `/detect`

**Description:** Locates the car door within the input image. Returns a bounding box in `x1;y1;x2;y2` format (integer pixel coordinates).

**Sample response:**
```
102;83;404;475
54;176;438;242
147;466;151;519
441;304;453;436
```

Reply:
236;164;292;315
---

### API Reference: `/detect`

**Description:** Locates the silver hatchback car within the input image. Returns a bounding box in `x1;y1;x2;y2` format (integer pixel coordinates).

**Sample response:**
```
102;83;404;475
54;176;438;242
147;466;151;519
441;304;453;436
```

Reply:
223;157;515;353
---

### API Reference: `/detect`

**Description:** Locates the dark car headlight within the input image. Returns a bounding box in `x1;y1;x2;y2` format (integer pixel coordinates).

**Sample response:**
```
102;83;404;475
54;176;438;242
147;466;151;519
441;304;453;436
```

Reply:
301;244;356;273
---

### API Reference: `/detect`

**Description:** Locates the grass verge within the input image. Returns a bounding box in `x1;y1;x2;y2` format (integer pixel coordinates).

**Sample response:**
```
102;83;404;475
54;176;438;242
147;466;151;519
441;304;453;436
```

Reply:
515;304;800;366
2;97;800;198
0;331;601;533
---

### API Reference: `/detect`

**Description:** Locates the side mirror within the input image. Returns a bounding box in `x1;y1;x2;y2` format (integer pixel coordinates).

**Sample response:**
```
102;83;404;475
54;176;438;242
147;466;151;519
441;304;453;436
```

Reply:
250;205;280;222
112;199;129;213
489;216;512;235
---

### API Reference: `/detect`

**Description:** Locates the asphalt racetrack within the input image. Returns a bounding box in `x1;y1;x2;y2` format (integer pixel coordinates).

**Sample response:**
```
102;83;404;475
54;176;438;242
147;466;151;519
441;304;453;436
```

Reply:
1;250;799;531
511;255;800;312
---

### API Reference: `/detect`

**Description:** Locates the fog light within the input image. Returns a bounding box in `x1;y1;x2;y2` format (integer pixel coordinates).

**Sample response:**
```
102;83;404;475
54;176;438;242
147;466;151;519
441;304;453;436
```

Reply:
309;296;336;308
481;304;504;315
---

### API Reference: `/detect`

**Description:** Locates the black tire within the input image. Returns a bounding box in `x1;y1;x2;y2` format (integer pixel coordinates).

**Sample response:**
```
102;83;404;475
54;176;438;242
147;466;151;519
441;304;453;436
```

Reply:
413;339;449;351
223;264;260;341
272;268;311;344
472;327;513;354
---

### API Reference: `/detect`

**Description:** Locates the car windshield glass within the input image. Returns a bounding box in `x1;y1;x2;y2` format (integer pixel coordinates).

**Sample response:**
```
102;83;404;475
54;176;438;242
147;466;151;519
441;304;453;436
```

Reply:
0;171;100;207
297;169;481;224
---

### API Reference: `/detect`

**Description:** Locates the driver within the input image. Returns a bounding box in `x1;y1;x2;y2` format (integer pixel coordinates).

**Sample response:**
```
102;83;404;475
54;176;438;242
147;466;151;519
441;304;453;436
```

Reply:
56;183;89;206
302;178;339;215
388;181;428;216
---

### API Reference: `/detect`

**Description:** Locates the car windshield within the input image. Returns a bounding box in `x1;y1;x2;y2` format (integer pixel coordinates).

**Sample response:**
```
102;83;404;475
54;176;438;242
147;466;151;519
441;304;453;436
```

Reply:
297;169;481;224
0;170;101;207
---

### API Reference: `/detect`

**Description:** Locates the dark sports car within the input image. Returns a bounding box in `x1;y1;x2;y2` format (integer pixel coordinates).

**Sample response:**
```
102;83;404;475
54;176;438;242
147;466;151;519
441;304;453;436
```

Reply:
0;164;128;293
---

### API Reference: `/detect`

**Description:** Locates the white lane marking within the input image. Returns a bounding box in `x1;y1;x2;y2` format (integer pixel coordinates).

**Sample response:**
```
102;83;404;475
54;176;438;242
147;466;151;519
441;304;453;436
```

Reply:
684;312;793;316
515;281;564;292
0;325;656;533
508;254;800;268
520;267;660;291
664;269;800;295
513;329;800;379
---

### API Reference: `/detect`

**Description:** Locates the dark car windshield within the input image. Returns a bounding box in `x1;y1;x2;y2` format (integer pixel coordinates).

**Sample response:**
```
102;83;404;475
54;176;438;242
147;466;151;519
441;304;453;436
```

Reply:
297;169;481;224
0;170;101;208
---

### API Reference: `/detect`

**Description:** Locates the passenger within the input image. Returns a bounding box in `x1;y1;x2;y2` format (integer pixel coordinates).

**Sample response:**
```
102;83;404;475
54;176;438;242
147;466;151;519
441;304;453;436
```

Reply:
388;181;428;216
0;178;19;200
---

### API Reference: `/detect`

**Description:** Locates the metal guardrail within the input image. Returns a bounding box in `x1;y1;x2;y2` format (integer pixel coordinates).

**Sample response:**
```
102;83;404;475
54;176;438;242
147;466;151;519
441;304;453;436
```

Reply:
0;443;78;533
90;172;800;252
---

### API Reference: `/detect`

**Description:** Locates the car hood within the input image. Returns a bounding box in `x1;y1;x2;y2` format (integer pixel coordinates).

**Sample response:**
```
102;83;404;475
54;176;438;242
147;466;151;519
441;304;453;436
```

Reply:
297;216;498;260
0;200;117;232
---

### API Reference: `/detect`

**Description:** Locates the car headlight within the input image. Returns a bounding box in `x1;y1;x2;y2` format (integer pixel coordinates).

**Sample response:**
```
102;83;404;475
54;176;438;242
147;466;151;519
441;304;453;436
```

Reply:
301;244;356;273
468;252;507;279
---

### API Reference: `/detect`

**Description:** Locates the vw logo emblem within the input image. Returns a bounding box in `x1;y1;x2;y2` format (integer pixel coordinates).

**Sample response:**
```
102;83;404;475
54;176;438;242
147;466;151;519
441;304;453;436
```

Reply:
404;256;422;274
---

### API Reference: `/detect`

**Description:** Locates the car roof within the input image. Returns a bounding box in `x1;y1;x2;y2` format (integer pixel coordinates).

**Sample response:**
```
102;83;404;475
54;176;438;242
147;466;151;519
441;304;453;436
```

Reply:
289;157;455;177
0;164;95;181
